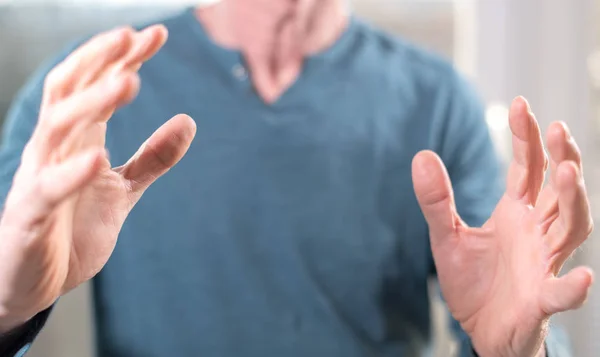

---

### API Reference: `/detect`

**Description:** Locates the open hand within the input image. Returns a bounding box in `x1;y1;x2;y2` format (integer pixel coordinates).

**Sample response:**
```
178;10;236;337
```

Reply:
412;97;593;357
0;25;196;331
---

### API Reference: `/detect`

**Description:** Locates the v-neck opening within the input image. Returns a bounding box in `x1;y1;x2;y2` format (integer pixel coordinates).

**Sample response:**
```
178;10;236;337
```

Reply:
180;7;359;109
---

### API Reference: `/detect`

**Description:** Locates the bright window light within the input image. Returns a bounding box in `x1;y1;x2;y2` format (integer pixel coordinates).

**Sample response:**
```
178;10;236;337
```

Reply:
486;103;509;132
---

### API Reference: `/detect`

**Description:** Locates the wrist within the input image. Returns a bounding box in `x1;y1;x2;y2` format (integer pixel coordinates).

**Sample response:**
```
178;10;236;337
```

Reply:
472;340;547;357
0;317;29;335
0;305;33;334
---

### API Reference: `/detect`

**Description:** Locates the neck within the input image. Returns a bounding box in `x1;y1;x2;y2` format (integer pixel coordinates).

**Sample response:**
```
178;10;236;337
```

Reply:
195;0;349;103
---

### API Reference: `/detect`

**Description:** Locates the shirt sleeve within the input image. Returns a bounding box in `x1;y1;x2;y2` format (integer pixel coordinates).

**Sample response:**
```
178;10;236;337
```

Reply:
430;70;572;357
0;307;53;357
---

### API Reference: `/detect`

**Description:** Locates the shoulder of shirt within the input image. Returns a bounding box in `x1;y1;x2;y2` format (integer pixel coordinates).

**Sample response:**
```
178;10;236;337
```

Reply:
350;17;471;96
14;8;188;106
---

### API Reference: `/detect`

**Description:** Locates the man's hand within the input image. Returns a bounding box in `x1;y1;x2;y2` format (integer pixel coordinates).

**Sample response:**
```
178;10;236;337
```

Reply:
0;25;196;332
412;97;593;357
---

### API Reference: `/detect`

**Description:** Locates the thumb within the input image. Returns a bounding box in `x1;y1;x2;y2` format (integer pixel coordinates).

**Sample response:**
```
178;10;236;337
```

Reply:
540;266;593;316
118;114;196;198
412;150;460;242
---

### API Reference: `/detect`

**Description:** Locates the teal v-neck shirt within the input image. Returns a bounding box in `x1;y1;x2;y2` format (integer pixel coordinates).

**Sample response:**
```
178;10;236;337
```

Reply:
1;7;568;357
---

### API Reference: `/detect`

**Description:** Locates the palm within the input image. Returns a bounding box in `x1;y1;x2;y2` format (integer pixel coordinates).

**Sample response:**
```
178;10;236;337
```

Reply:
434;196;550;355
412;97;593;357
66;159;130;290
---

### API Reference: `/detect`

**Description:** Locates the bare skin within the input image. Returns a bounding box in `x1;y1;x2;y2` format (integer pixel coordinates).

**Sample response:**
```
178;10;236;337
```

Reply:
0;2;592;357
0;26;196;331
412;99;593;357
196;0;349;103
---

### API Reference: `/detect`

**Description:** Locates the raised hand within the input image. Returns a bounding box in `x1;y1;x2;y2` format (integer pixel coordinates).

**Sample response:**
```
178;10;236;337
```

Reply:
0;25;196;331
412;97;593;357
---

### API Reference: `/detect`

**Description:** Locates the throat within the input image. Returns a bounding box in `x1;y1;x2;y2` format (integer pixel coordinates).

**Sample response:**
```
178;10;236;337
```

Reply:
195;0;348;104
246;60;303;105
243;30;304;104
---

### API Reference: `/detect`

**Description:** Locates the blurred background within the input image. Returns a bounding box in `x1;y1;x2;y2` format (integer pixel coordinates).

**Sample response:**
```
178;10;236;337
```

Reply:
0;0;598;356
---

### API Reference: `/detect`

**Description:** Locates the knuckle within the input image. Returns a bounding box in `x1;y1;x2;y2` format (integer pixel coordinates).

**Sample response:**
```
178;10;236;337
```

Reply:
114;26;135;40
21;142;40;164
586;218;594;236
568;215;595;241
31;177;46;200
94;26;133;56
564;225;577;239
568;136;583;161
23;140;35;155
112;74;130;92
32;175;55;207
43;69;68;103
42;109;66;136
124;73;141;95
572;139;581;154
98;77;125;107
44;67;63;90
572;141;582;157
146;141;172;169
110;73;139;105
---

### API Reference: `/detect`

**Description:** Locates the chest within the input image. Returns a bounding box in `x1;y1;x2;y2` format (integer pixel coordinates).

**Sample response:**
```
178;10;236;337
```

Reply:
115;64;429;189
112;68;432;252
105;69;434;327
96;71;443;352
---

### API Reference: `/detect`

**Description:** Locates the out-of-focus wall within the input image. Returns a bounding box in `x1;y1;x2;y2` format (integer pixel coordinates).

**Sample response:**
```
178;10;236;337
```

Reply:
0;6;183;123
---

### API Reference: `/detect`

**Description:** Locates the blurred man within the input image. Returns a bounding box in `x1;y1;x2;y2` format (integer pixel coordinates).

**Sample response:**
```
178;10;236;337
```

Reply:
0;1;593;356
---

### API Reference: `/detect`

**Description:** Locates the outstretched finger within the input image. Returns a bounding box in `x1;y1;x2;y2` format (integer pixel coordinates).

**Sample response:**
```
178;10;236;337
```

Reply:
118;25;168;72
42;26;134;105
546;122;583;182
546;161;593;268
505;97;547;205
39;148;107;204
540;266;593;316
535;122;583;223
5;149;107;228
32;72;140;158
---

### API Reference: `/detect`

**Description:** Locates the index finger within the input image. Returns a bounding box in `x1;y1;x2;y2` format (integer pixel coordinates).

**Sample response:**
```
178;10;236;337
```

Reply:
117;25;169;72
43;26;134;104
